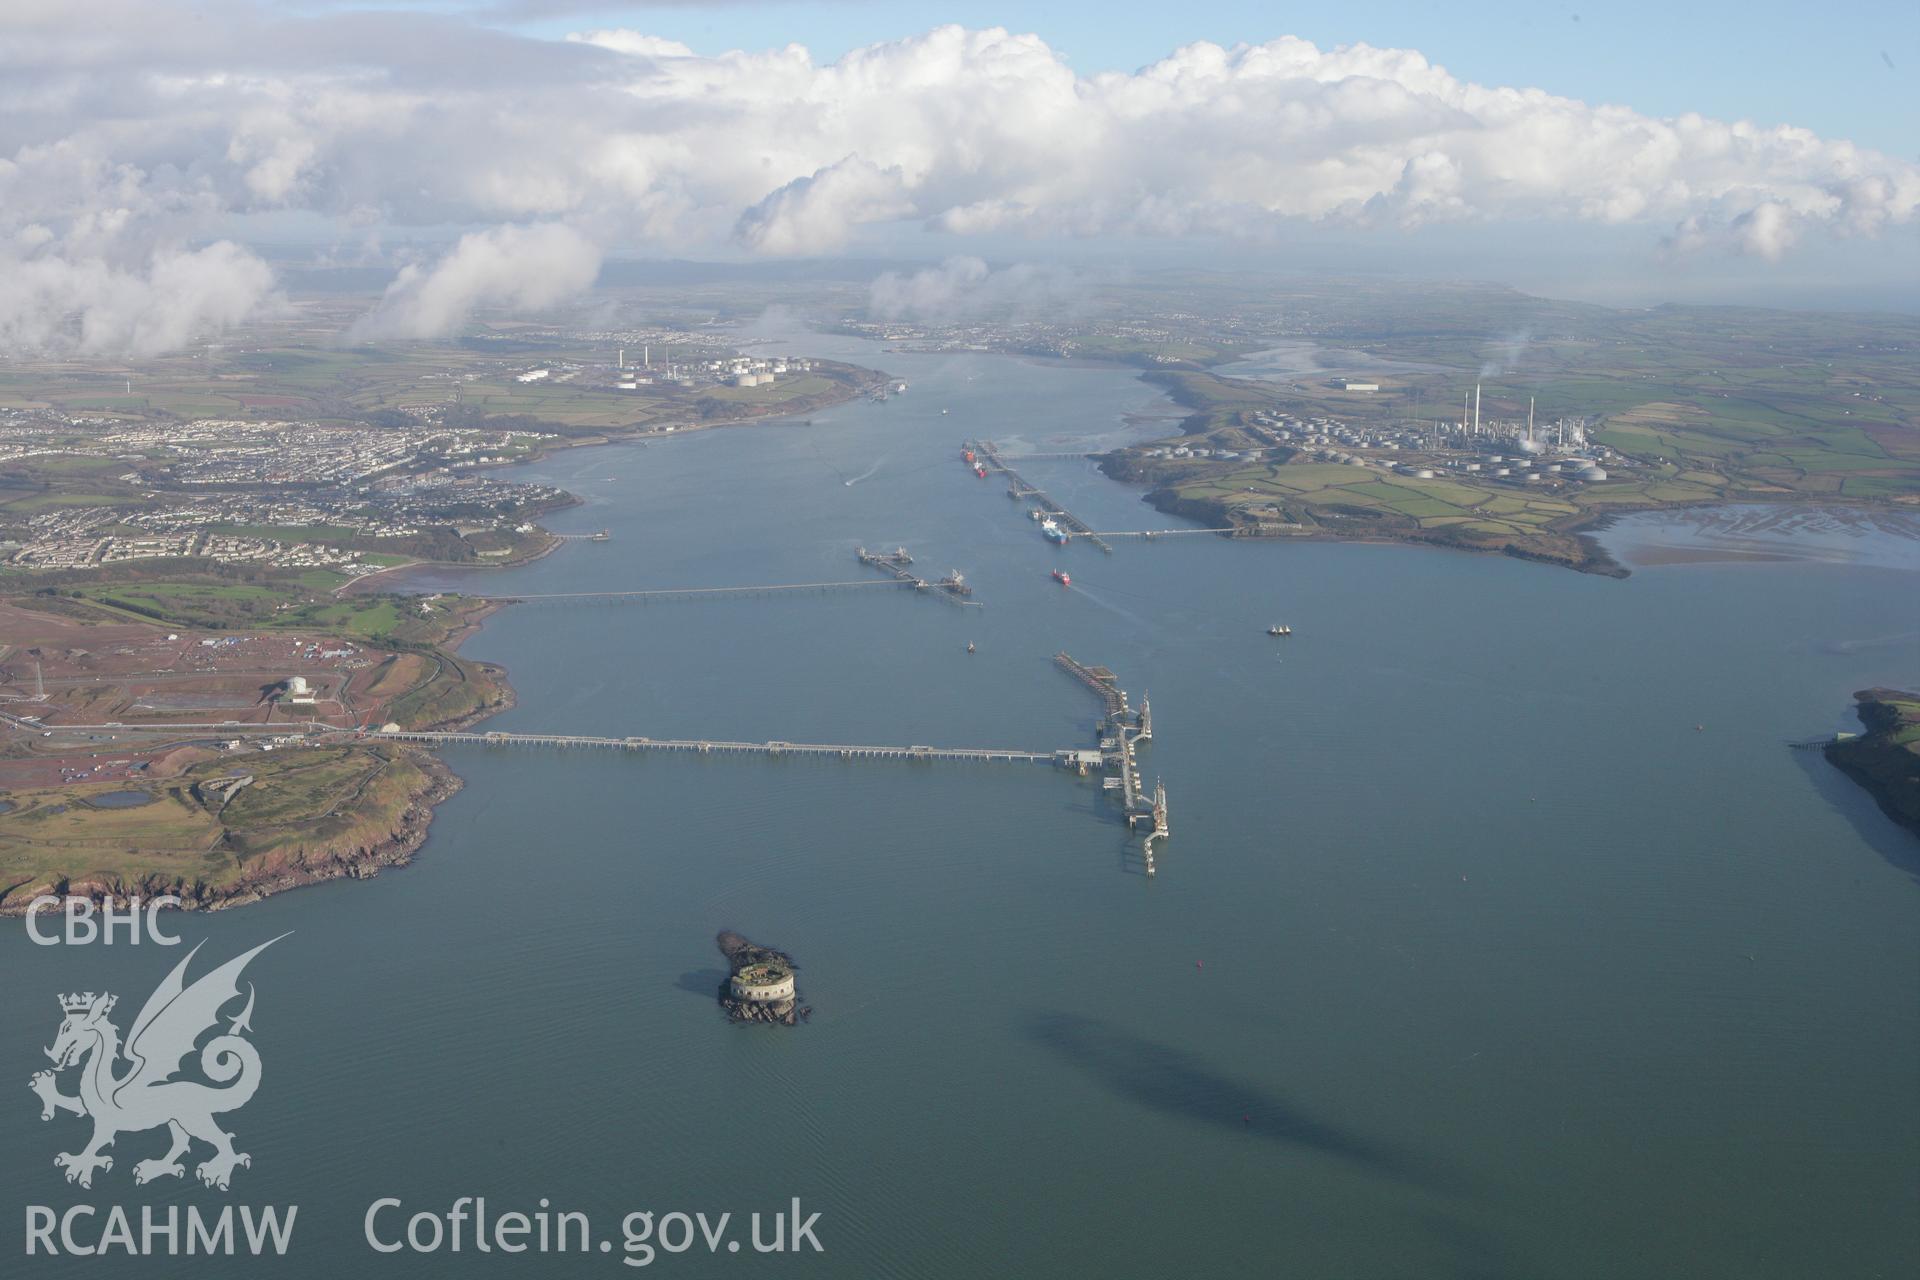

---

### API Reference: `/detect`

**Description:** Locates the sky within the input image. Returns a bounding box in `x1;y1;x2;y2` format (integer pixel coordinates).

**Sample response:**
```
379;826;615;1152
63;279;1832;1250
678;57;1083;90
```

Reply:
2;0;1917;357
508;0;1920;157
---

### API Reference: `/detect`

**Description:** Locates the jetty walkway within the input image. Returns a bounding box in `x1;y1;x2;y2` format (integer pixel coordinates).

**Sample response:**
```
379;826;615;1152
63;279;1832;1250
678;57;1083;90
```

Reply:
475;580;915;604
372;728;1064;765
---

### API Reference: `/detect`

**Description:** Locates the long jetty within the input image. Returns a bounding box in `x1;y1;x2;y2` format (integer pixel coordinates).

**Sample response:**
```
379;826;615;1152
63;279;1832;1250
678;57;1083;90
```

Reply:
1789;734;1854;751
475;581;914;604
349;653;1174;876
967;439;1113;553
373;728;1065;765
993;451;1095;461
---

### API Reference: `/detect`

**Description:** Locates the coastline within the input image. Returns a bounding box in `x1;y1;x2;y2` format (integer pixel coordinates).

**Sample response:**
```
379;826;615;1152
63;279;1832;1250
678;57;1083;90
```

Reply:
241;358;905;905
163;753;464;913
336;530;566;597
1103;453;1631;577
263;388;886;902
0;558;514;917
2;374;881;914
1107;451;1920;579
1094;346;1918;579
334;363;884;597
16;340;1905;914
1825;689;1920;842
0;749;464;916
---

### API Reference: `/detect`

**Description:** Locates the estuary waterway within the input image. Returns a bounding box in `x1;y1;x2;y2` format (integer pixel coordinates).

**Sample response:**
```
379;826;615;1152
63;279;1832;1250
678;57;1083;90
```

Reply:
3;331;1916;1278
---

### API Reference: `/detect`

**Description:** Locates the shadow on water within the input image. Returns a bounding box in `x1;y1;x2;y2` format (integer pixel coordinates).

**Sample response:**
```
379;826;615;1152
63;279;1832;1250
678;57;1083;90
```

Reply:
1021;1010;1444;1190
675;968;729;999
1407;1209;1536;1280
1791;747;1920;885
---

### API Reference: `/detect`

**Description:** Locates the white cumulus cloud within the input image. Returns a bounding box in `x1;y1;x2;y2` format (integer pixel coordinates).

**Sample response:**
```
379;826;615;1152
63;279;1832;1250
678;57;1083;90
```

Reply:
0;8;1915;353
351;223;603;340
0;241;278;358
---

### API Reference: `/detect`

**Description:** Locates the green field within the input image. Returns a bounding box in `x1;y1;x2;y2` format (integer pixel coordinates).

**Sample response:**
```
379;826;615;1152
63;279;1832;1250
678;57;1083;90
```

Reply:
0;309;869;440
1186;460;1583;537
53;575;476;647
0;745;446;908
1106;281;1919;570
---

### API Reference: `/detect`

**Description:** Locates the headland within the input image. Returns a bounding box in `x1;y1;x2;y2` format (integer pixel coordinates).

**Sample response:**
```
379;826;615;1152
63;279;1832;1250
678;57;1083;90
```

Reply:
1825;689;1920;841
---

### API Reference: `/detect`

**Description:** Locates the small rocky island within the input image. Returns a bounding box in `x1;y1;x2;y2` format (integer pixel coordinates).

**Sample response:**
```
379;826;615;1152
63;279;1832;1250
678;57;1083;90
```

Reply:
716;931;806;1026
1826;689;1920;839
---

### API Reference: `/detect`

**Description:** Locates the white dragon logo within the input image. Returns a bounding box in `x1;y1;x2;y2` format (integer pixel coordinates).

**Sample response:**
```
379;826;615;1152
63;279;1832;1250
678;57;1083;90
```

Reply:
28;935;287;1191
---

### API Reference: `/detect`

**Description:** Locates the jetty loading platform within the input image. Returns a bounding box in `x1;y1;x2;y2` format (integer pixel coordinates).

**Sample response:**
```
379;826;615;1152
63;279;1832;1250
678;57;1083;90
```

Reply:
855;546;978;605
1054;652;1169;874
1055;652;1130;719
962;441;1240;546
966;439;1113;553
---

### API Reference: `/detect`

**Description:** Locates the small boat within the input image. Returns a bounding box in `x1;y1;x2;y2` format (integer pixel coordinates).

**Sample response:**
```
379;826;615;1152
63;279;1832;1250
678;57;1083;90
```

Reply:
1040;518;1069;545
1051;569;1071;586
966;642;975;653
1267;625;1292;636
974;464;988;478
